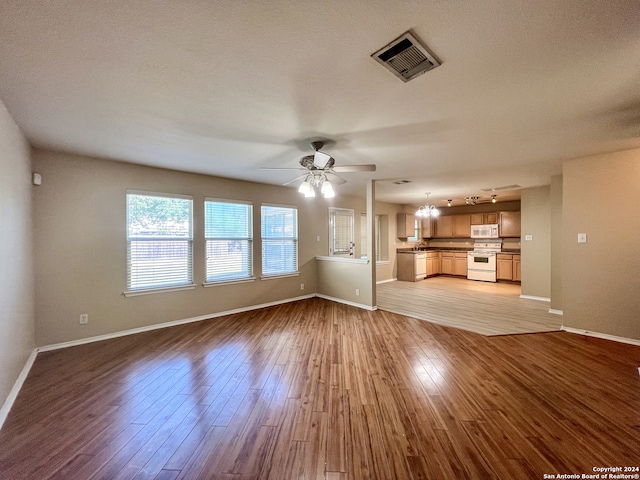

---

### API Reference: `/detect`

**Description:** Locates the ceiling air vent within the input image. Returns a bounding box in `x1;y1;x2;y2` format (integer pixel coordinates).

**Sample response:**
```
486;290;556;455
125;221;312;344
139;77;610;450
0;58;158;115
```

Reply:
372;31;440;82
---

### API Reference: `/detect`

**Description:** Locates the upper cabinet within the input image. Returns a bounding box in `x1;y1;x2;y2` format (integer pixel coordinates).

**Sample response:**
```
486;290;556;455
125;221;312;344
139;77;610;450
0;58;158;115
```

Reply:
499;211;521;237
421;217;434;238
435;215;452;237
451;214;471;237
396;213;416;238
471;212;499;225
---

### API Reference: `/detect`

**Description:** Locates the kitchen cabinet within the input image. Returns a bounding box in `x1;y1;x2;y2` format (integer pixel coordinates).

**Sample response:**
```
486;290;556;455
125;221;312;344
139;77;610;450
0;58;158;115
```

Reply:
426;251;440;276
396;213;416;238
397;252;426;282
440;251;467;276
496;254;513;281
435;215;452;237
499;211;521;238
453;252;467;276
496;253;521;282
452;214;471;237
421;217;434;238
513;255;521;281
471;212;499;225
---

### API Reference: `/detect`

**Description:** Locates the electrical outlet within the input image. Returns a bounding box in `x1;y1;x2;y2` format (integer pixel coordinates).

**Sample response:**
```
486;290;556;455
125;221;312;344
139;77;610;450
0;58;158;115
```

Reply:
525;235;533;241
79;314;88;324
300;283;304;290
578;233;587;243
355;289;360;296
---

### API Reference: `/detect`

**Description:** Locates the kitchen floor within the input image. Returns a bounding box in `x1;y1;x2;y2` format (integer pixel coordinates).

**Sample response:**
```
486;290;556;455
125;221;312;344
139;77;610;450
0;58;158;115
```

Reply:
377;276;561;336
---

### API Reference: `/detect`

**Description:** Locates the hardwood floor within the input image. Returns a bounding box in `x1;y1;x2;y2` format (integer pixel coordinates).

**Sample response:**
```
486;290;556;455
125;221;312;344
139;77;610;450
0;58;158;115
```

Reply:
377;276;562;335
1;298;639;479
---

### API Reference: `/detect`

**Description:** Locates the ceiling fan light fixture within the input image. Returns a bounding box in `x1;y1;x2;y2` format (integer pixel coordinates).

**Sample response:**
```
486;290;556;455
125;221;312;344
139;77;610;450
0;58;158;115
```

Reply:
321;179;335;199
298;177;315;197
313;150;331;168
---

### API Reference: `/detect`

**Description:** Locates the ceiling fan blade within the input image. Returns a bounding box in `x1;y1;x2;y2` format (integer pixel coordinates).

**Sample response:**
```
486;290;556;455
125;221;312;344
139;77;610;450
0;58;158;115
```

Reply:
282;174;309;186
332;164;377;173
260;167;307;171
313;150;332;169
324;172;347;185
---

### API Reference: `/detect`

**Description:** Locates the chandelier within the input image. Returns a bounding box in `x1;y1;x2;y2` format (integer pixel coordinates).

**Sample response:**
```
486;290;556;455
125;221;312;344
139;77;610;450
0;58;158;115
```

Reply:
298;173;335;199
416;193;440;217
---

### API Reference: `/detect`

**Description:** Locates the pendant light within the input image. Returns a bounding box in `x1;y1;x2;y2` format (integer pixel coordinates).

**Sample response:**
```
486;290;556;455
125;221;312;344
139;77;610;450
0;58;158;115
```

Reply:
416;193;440;217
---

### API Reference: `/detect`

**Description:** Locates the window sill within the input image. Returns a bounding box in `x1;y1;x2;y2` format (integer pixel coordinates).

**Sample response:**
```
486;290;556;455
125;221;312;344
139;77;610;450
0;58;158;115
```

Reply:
123;283;197;297
203;277;256;287
260;272;300;280
315;256;370;264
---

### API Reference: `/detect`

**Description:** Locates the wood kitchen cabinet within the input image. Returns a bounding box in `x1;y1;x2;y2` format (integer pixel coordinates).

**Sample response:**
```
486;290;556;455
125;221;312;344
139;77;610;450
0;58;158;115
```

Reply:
435;215;452;237
440;251;467;276
426;251;440;276
453;252;468;276
513;255;521;281
452;214;471;237
499;211;521;237
396;213;416;238
471;212;499;225
496;254;513;280
397;252;425;282
421;217;434;238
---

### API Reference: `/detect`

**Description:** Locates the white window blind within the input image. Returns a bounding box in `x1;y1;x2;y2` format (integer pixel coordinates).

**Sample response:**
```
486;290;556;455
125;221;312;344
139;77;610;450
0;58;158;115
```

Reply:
329;208;354;256
261;205;298;276
205;199;253;282
126;192;193;291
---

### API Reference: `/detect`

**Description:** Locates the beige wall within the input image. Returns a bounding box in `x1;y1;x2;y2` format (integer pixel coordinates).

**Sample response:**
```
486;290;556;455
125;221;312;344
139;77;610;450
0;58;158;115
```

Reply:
0;101;35;409
521;186;551;299
550;175;563;311
563;148;640;340
33;150;329;346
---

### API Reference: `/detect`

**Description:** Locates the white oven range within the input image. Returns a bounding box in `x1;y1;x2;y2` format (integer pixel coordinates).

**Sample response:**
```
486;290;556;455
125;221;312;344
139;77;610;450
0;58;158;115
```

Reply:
467;241;502;282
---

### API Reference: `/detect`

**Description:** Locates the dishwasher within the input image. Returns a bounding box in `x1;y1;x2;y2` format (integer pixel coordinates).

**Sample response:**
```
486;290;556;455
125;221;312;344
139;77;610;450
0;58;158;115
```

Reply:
415;252;427;280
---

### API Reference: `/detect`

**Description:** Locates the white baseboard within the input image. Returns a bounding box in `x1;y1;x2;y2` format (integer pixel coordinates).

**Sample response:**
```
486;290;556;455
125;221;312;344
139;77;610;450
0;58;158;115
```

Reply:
561;326;640;347
315;294;377;311
37;294;316;353
548;309;563;315
376;278;396;285
0;349;38;431
520;295;551;302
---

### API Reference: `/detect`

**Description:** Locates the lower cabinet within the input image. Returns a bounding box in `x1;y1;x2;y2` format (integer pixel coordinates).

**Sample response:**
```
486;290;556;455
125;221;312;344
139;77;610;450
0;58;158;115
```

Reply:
440;252;467;276
497;253;521;282
426;251;440;276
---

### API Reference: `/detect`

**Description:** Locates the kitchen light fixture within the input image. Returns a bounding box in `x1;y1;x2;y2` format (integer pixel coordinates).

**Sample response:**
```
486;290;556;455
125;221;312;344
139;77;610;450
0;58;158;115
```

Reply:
447;199;452;207
491;195;497;203
416;193;440;217
298;173;335;199
465;196;479;205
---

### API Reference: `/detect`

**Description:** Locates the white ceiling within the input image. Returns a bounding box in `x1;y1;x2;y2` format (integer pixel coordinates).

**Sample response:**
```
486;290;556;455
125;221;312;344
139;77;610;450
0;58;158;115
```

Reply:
1;0;639;207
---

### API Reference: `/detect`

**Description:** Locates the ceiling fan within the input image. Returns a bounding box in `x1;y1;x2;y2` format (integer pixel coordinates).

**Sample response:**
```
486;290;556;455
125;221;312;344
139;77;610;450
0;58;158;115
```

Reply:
261;140;376;198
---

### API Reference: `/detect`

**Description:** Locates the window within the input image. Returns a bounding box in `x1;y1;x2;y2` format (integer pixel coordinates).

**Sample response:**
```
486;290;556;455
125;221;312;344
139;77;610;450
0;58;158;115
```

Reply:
204;199;253;283
360;213;382;261
329;208;354;256
408;218;420;242
126;192;193;292
261;205;298;276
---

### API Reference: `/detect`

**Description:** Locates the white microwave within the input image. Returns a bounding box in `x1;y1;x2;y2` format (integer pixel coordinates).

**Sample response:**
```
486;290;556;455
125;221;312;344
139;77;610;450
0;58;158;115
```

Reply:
470;224;500;238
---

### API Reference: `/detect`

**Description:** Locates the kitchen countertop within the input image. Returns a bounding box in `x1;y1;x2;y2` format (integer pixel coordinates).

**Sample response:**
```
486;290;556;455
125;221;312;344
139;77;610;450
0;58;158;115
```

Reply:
397;248;521;254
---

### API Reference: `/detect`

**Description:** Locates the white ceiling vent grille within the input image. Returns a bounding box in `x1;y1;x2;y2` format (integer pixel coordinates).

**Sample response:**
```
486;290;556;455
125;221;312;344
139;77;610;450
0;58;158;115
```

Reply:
372;32;440;82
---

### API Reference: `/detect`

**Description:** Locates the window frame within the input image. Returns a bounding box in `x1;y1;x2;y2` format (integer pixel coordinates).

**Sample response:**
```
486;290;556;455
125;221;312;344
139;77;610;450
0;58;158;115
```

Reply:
260;203;299;279
124;190;195;296
203;197;255;286
329;207;354;257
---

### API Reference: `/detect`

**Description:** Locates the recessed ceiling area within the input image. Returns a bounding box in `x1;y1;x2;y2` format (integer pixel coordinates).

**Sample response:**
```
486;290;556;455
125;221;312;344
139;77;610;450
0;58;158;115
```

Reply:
1;0;639;208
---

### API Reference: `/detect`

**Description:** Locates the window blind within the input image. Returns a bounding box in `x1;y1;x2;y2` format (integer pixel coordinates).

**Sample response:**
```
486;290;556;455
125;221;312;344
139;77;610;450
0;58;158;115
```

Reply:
126;192;193;291
205;199;253;282
261;205;298;276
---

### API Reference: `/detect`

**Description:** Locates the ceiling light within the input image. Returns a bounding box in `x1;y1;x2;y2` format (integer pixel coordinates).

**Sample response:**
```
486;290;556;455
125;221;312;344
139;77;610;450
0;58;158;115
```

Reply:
447;199;452;207
298;173;334;199
416;193;440;217
491;195;497;203
465;196;479;205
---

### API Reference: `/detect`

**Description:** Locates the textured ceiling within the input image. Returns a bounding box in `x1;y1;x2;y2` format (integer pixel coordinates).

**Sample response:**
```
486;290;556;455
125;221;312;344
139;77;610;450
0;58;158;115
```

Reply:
1;0;639;207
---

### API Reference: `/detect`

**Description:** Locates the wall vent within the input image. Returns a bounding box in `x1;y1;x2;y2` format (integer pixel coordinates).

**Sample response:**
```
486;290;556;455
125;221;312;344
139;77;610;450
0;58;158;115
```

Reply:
372;31;440;82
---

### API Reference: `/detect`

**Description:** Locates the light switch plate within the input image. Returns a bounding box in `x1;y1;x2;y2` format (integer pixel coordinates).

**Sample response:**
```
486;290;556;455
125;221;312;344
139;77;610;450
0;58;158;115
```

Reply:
525;235;533;241
578;233;587;243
